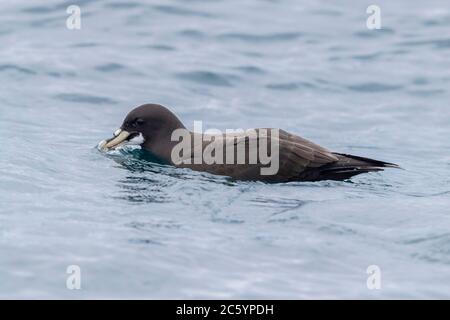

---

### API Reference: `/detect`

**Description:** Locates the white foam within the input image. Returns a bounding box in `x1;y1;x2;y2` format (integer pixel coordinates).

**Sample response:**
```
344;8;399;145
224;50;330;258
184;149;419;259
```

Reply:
97;140;107;150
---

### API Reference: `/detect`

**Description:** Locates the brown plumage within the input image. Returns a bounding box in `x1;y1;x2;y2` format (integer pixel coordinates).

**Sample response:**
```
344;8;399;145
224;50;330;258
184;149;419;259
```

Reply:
99;104;399;182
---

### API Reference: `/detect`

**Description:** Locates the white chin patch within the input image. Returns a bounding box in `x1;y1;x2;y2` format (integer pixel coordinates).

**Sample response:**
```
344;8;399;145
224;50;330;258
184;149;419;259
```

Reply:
126;133;145;146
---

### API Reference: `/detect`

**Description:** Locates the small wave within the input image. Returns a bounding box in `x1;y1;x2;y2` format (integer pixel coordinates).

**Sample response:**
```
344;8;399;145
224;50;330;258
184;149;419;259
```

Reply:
251;197;312;216
266;81;316;91
46;71;76;78
351;52;381;61
310;9;343;17
217;32;302;43
71;42;99;48
94;63;125;72
29;17;63;28
153;5;213;18
318;223;357;236
404;190;450;198
22;5;56;14
115;176;172;204
143;44;176;51
411;77;429;86
233;65;266;75
422;17;450;27
177;29;206;39
22;0;96;14
211;217;245;224
54;93;117;105
128;238;164;246
404;233;450;265
398;38;450;50
0;64;36;75
126;221;182;231
175;71;237;87
347;82;403;93
353;28;395;38
402;233;450;245
266;82;299;91
104;1;141;9
408;89;445;97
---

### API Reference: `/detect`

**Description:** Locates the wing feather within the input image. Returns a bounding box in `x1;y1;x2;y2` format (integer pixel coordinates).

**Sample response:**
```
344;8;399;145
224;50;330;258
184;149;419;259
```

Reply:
180;129;338;181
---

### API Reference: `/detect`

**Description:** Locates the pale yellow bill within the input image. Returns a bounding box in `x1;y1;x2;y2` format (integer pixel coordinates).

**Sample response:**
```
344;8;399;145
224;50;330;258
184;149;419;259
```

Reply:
98;129;130;151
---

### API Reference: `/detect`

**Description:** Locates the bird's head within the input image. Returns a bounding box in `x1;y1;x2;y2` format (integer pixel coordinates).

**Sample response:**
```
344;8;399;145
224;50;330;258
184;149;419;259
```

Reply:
98;104;186;161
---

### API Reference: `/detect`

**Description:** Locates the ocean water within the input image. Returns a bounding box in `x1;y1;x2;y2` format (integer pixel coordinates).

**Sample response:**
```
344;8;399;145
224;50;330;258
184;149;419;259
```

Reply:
1;0;449;299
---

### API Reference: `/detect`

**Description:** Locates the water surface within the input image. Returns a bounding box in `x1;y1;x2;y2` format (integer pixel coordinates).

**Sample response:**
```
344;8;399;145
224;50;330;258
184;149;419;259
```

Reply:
1;0;450;298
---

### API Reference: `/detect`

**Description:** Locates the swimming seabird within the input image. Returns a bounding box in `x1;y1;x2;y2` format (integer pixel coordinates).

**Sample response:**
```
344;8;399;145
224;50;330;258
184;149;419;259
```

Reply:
98;104;399;182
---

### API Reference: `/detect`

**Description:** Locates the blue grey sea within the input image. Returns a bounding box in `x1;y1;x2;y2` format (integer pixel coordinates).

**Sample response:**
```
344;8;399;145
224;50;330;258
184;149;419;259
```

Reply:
0;0;449;298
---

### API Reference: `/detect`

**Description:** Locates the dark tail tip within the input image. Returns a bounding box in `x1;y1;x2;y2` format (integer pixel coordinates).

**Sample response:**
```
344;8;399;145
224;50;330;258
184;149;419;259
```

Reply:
333;153;402;169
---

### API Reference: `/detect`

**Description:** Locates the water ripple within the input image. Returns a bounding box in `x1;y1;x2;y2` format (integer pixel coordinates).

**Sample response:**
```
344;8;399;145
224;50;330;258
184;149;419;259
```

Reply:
347;82;403;92
217;32;302;42
398;38;450;49
0;64;36;75
94;63;126;72
3;0;450;299
175;71;238;87
153;4;213;17
353;28;395;38
104;1;141;9
54;93;118;105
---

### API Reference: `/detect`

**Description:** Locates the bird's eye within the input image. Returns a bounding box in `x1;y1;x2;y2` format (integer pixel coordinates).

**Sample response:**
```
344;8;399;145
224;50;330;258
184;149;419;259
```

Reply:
136;118;144;125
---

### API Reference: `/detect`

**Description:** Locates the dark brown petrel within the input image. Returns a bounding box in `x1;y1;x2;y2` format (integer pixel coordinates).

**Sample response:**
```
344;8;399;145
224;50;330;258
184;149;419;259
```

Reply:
98;104;399;182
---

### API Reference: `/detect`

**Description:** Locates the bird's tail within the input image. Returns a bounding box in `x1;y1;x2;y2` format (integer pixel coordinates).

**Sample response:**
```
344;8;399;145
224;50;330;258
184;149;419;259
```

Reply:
313;153;400;181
